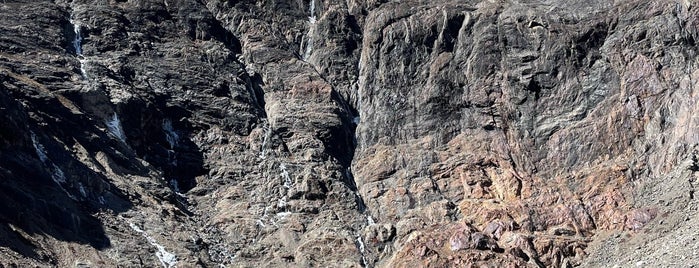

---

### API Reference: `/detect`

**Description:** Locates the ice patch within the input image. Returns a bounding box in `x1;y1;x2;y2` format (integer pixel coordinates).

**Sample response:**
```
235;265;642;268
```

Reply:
106;113;126;142
128;222;178;268
79;59;88;79
352;116;360;125
355;191;366;210
302;29;314;60
169;179;187;198
169;179;180;193
163;119;179;168
31;133;67;184
51;166;66;184
259;122;271;159
78;183;87;197
72;22;82;55
162;119;179;149
31;133;48;163
71;20;89;79
167;149;177;167
280;164;292;189
309;0;317;23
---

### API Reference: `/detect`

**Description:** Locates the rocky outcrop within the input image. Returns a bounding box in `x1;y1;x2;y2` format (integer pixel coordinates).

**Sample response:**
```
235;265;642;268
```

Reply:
0;0;698;267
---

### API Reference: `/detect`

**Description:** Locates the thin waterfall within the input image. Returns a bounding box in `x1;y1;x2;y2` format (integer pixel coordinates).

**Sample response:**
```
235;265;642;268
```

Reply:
301;0;317;61
162;119;179;149
71;20;88;79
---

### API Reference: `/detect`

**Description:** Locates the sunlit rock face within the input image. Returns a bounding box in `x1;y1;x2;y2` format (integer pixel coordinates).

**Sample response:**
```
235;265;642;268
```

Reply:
0;0;698;267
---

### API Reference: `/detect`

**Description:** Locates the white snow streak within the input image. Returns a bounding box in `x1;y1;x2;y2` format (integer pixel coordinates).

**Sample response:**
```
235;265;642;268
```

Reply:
280;163;292;189
128;222;178;268
106;113;126;142
259;122;271;159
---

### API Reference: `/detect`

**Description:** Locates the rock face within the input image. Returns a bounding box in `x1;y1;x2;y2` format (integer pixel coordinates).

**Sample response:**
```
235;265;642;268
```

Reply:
0;0;698;267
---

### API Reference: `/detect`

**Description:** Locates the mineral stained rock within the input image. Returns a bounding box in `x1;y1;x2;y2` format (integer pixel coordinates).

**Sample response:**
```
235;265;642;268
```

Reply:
0;0;697;267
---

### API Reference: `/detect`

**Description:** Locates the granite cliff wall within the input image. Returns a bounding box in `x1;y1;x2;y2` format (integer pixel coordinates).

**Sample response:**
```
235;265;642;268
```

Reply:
0;0;697;267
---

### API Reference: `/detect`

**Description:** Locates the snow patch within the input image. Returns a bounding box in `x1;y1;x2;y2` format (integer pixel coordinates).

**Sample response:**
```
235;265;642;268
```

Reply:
106;113;126;142
277;196;288;209
276;212;292;219
256;207;270;228
128;222;178;268
367;215;376;226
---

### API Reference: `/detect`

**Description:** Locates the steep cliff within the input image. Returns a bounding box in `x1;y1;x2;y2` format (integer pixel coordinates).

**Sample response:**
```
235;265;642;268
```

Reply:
0;0;697;267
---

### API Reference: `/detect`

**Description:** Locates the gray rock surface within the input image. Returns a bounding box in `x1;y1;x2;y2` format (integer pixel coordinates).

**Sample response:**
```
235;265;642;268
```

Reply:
0;0;697;267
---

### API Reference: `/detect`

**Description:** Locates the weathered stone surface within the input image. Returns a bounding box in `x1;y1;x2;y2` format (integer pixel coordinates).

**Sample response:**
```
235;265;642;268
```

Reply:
0;0;698;267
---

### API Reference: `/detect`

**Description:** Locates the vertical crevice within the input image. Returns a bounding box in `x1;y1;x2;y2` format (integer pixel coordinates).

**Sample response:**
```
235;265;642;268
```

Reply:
335;79;374;268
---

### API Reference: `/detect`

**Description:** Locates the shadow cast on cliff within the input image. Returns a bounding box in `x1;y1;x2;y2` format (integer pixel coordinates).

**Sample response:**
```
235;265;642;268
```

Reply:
0;85;133;261
119;95;206;195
